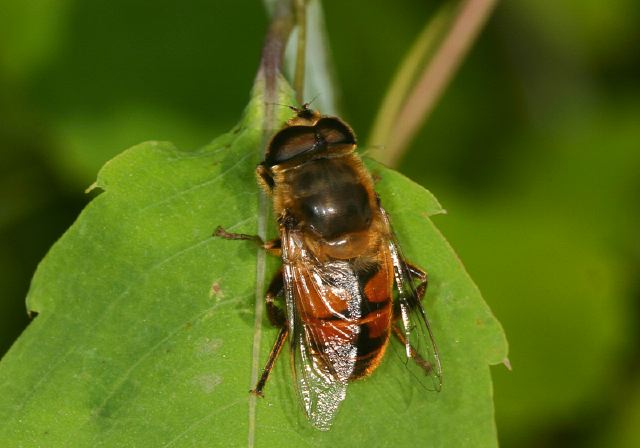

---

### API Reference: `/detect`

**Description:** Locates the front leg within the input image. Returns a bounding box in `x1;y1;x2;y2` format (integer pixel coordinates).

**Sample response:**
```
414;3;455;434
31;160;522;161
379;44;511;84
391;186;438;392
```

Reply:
213;226;281;257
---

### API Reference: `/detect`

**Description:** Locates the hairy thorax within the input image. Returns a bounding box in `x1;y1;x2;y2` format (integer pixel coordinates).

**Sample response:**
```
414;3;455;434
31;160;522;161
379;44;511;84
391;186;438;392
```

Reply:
273;156;381;261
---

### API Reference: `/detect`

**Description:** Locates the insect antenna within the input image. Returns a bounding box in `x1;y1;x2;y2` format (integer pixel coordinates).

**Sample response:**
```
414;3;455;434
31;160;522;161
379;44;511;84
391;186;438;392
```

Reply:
266;94;321;115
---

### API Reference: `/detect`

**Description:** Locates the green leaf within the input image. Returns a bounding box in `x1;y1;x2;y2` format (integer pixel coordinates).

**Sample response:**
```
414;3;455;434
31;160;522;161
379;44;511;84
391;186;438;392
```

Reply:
0;82;506;446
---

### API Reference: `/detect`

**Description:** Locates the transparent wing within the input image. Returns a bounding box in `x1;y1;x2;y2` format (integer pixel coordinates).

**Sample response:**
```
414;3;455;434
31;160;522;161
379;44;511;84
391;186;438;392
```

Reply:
280;225;359;430
380;207;443;391
289;310;348;431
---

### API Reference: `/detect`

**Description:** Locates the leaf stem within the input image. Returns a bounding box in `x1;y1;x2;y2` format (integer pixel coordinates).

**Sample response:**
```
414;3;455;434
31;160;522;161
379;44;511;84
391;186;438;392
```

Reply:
369;0;498;167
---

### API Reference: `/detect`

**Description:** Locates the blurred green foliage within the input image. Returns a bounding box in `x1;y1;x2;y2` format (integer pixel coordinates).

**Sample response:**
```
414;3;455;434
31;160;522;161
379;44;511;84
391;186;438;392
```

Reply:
0;0;638;446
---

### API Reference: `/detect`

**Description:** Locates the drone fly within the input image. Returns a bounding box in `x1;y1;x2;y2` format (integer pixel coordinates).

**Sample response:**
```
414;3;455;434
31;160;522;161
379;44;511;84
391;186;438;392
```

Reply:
215;105;442;430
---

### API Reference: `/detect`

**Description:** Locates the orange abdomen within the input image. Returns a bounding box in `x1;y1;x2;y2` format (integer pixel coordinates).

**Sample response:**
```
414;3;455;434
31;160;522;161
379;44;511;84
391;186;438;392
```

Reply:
293;247;395;380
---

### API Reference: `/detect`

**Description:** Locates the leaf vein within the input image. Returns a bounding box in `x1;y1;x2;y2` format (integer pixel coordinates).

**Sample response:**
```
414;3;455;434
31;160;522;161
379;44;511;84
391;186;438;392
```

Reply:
138;150;255;213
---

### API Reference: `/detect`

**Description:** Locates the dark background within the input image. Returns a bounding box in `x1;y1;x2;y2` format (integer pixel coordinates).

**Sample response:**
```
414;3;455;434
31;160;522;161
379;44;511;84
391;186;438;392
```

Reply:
1;1;638;446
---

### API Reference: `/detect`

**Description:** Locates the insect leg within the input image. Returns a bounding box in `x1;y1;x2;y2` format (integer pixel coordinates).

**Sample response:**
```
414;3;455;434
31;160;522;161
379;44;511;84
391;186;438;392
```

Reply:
406;262;428;302
265;267;286;327
251;268;288;396
391;260;438;378
213;226;281;256
251;328;288;396
392;261;428;319
391;324;434;374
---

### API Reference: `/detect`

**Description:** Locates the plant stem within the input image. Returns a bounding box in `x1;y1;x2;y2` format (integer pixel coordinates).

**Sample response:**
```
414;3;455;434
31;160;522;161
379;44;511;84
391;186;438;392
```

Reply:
367;3;453;163
370;0;498;167
259;0;295;108
293;0;308;104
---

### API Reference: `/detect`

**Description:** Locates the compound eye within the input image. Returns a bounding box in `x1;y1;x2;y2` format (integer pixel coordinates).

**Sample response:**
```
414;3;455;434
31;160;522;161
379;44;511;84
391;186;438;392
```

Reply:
265;126;318;166
315;117;356;146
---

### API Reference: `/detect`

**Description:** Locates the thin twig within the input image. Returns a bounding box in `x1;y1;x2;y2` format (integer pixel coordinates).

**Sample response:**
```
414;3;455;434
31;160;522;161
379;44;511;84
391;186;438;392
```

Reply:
259;0;295;107
293;0;308;104
372;0;498;167
367;3;454;162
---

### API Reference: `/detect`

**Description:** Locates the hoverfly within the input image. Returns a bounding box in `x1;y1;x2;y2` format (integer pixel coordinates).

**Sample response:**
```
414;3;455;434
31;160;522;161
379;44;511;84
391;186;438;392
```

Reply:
215;105;442;430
